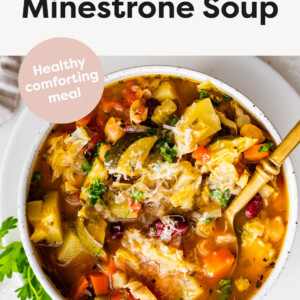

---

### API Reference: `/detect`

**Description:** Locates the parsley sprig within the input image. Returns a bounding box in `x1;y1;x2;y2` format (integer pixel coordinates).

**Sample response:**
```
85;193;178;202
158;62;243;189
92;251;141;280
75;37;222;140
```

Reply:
217;279;232;300
210;189;231;207
87;178;107;206
0;217;50;300
156;137;178;163
81;162;91;174
130;187;144;203
258;143;273;153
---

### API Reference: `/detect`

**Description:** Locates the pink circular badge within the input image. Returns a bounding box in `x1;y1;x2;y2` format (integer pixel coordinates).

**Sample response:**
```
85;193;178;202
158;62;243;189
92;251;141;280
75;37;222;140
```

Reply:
18;37;104;123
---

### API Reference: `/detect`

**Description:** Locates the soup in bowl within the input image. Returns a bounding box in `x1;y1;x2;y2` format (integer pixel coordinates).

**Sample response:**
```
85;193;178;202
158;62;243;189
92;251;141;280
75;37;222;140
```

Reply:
18;67;297;300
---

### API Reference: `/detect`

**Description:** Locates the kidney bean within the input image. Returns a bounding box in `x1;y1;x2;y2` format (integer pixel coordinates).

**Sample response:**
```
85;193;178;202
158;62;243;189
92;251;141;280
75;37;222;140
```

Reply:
148;219;165;237
110;222;124;239
245;193;262;218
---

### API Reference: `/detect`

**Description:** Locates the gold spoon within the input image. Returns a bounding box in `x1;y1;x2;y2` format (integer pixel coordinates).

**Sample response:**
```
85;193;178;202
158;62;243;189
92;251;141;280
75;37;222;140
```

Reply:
224;120;300;265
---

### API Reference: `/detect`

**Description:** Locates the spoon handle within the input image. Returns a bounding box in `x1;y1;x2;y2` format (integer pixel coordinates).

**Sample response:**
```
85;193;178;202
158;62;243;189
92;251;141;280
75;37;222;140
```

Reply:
226;120;300;222
269;120;300;166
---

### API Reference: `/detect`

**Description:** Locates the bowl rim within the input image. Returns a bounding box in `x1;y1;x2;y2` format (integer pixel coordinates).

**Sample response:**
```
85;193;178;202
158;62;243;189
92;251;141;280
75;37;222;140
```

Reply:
17;65;298;300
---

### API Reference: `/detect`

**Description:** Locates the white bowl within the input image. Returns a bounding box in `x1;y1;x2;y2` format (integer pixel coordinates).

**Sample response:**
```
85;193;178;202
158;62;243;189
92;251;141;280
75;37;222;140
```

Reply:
18;66;298;300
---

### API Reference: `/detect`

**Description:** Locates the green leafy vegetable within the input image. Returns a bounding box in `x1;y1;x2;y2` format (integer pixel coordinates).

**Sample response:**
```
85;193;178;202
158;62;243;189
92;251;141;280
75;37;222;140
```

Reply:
0;217;51;300
156;137;178;163
81;162;91;174
258;143;273;153
147;128;157;134
217;279;232;300
32;172;41;180
203;218;214;224
130;187;144;204
169;117;179;125
199;89;208;100
210;189;231;207
223;94;233;102
87;178;107;206
0;216;17;246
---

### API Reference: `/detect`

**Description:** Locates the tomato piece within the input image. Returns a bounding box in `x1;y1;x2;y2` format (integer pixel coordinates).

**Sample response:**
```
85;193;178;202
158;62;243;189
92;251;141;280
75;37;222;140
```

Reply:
129;198;142;213
192;145;211;163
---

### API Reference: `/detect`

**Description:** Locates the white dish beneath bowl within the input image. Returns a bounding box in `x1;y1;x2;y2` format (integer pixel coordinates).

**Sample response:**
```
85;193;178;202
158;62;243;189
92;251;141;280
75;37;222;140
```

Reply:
0;57;299;299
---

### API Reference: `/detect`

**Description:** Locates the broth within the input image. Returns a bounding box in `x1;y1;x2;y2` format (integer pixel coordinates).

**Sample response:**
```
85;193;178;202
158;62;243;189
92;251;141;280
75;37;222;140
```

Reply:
27;75;288;300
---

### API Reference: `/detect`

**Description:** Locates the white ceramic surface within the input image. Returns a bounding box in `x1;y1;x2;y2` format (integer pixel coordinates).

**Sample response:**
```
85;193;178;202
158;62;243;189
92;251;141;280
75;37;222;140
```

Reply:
16;65;298;300
0;57;299;300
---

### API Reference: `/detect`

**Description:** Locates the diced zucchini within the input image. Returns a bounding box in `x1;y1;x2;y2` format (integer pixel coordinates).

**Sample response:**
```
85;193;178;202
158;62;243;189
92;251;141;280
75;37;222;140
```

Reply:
116;136;157;176
86;218;107;245
57;230;85;264
104;133;149;170
109;201;137;219
75;216;106;259
27;201;43;225
152;81;178;103
80;158;107;200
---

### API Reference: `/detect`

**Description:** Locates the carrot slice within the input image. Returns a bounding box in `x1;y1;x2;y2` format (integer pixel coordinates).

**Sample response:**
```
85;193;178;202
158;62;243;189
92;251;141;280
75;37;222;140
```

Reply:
76;113;93;127
107;258;118;275
244;144;271;162
89;273;110;296
192;145;211;163
72;275;89;300
111;291;123;300
203;248;235;278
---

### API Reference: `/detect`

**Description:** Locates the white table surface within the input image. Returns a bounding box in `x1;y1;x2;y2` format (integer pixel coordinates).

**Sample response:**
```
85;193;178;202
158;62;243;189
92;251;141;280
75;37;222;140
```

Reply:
0;56;299;300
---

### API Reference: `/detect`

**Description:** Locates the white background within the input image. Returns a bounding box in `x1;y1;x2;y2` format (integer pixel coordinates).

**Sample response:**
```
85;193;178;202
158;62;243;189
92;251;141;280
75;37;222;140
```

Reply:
1;0;300;55
0;56;299;299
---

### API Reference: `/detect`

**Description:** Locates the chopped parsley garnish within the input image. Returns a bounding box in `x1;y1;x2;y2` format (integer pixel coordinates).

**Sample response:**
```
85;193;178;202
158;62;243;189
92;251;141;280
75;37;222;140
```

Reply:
156;137;178;163
210;189;231;207
93;140;106;158
236;228;243;235
33;171;42;180
147;128;157;134
44;152;50;157
130;187;144;203
0;217;51;300
258;143;273;153
150;227;156;233
217;279;232;300
81;162;91;174
263;257;273;262
203;218;214;224
125;209;130;218
169;117;179;125
87;178;107;206
199;89;208;100
223;94;233;102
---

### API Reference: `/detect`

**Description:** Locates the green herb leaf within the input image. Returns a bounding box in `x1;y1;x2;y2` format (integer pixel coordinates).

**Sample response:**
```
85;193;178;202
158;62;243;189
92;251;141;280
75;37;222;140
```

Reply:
169;117;179;125
33;172;41;180
93;140;106;158
210;189;231;207
44;152;50;157
203;218;213;224
125;209;130;218
147;128;157;134
223;94;233;102
87;178;107;206
81;162;91;174
258;143;273;153
210;99;220;107
199;89;208;100
156;137;178;163
130;187;144;203
218;279;232;300
150;227;156;233
0;216;17;245
236;228;243;235
0;217;51;300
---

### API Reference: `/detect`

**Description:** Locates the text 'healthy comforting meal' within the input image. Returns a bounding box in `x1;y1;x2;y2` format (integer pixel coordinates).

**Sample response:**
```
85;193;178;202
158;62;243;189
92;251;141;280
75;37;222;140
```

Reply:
27;76;288;300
